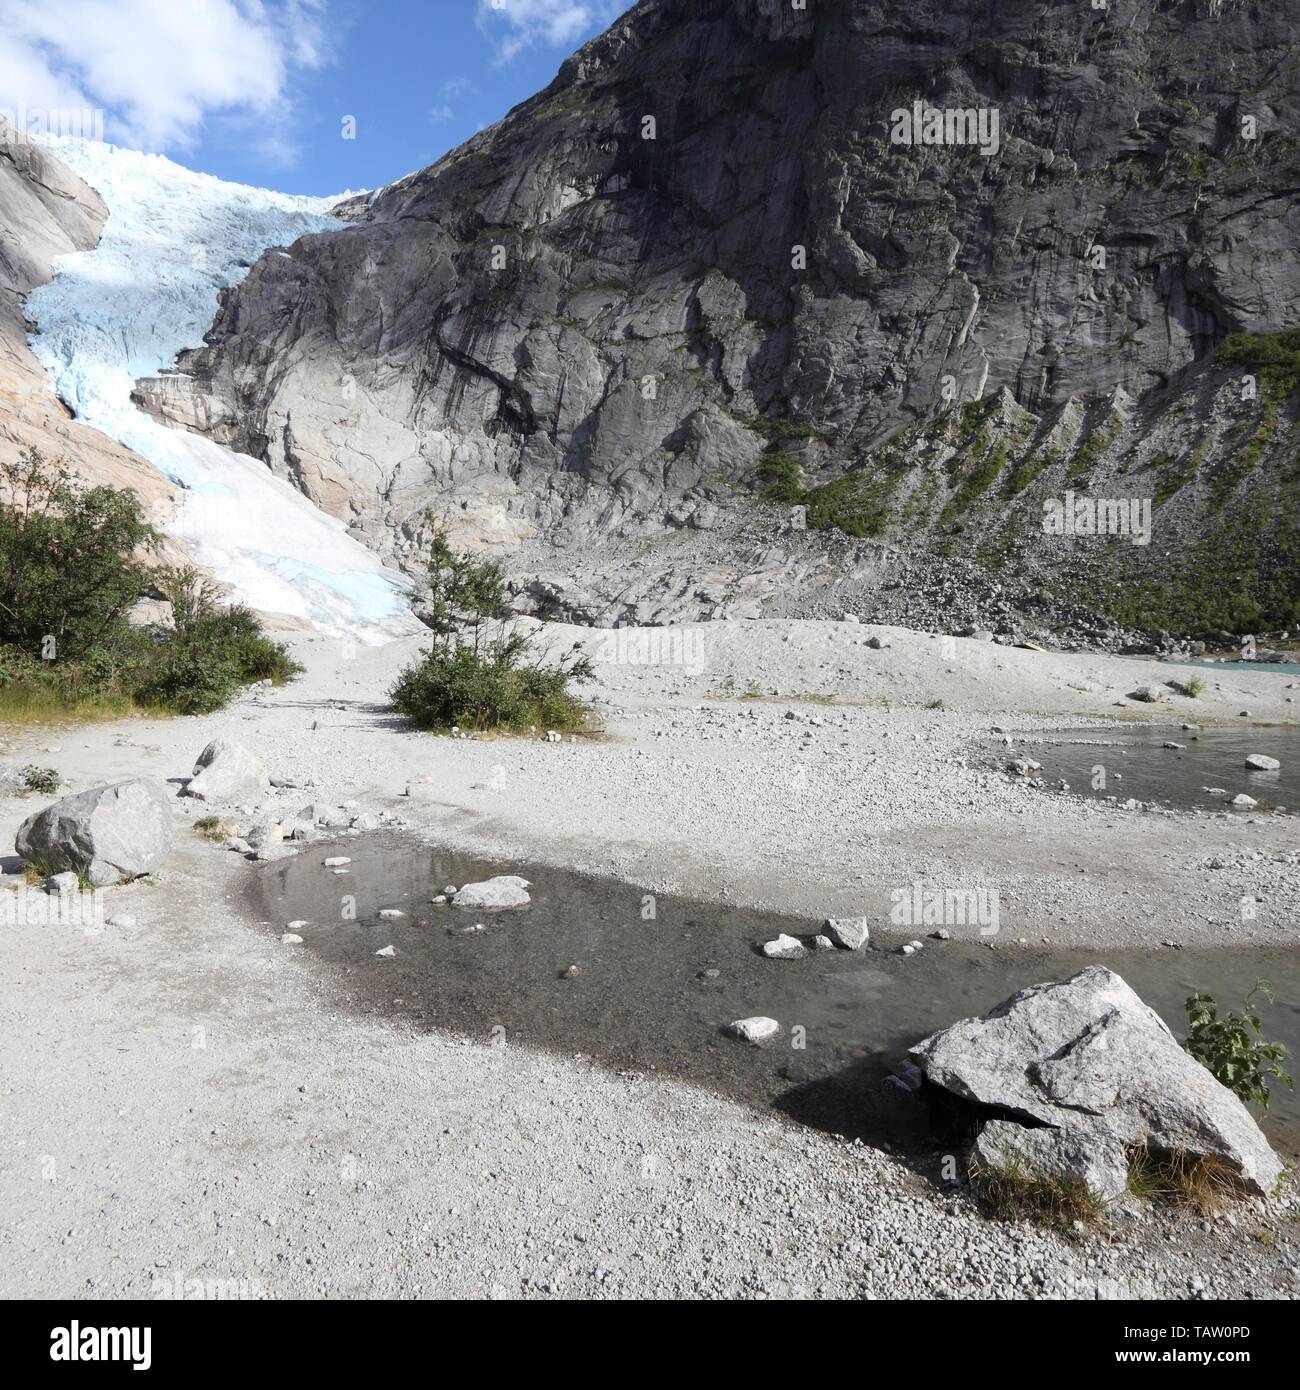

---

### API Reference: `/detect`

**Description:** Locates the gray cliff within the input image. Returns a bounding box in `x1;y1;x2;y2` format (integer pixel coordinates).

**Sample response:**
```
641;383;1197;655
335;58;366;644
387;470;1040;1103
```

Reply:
133;0;1300;638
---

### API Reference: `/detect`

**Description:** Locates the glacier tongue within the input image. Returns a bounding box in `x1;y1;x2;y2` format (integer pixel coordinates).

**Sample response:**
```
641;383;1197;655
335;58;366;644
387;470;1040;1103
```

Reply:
25;137;419;645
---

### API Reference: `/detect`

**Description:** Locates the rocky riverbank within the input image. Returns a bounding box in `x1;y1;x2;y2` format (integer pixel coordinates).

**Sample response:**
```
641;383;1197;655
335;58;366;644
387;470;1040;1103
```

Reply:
1;618;1298;1298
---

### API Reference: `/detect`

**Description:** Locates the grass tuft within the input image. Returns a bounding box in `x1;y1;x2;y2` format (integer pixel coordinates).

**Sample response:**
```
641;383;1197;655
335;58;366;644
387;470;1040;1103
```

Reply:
1126;1148;1240;1215
971;1156;1107;1234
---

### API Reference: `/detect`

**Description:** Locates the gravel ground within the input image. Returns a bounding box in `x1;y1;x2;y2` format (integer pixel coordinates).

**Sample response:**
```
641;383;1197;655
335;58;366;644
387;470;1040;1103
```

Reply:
1;618;1297;1299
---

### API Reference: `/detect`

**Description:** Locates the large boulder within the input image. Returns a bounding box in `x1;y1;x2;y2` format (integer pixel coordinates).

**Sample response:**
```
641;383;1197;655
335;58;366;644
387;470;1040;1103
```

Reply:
16;779;174;885
183;740;270;803
910;966;1284;1196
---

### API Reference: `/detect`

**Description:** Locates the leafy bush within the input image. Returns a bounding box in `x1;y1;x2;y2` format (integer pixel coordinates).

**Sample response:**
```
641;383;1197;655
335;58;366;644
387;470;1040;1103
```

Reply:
803;473;893;537
0;449;299;719
163;567;301;682
391;519;593;733
391;633;594;732
1184;980;1294;1109
0;446;153;655
1216;330;1300;391
131;642;241;715
753;451;804;504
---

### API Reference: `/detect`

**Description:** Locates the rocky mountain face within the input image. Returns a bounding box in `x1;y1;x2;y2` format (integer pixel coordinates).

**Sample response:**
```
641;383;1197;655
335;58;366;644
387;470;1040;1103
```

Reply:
0;120;184;536
134;0;1300;640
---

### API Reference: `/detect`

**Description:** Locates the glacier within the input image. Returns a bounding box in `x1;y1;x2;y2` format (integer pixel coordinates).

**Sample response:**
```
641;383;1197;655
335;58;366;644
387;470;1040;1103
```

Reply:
25;137;420;644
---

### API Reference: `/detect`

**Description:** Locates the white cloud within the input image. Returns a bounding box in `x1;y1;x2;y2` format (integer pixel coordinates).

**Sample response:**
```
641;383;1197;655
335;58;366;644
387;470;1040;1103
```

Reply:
430;76;476;125
0;0;330;153
476;0;623;62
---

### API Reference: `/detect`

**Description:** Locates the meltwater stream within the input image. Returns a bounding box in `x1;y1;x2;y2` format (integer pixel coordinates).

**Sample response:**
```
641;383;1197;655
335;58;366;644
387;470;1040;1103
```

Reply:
1027;726;1300;814
257;836;1300;1160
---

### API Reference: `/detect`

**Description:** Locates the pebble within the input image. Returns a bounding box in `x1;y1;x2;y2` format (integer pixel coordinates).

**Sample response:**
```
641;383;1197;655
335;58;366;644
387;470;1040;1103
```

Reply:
727;1016;780;1044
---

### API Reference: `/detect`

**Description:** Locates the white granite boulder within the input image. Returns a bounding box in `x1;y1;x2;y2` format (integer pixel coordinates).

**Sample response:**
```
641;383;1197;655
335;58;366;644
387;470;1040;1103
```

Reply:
17;779;174;886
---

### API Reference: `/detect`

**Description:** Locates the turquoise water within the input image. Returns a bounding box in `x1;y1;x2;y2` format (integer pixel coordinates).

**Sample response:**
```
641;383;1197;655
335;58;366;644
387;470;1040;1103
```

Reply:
1169;660;1300;675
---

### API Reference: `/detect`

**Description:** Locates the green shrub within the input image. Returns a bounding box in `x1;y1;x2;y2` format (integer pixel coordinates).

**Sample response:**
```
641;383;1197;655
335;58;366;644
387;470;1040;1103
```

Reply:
162;567;301;687
803;473;892;537
132;643;241;715
1216;330;1300;391
753;451;804;504
1184;980;1293;1109
391;633;593;732
391;520;593;733
21;766;60;794
941;439;1007;526
0;446;153;655
0;450;300;720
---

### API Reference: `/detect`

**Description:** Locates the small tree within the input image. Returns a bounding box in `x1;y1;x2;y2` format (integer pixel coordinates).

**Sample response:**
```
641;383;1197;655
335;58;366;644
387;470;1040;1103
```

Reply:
418;521;507;653
1184;980;1293;1109
0;446;153;657
392;520;593;732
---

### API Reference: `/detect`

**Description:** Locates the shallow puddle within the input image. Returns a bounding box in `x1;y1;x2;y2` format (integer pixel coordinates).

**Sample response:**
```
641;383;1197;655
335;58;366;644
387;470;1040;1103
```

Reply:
255;837;1300;1159
1028;726;1300;814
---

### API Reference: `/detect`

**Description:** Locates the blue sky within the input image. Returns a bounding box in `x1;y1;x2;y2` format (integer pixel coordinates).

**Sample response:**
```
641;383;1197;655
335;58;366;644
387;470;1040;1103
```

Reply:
0;0;628;195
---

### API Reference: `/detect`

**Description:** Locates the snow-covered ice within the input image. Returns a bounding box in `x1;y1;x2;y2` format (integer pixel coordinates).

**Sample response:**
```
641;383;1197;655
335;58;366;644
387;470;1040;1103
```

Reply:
26;137;419;644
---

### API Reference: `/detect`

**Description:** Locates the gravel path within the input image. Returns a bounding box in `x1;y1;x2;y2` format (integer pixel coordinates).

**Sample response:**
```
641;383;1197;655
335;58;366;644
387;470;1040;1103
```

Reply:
1;619;1297;1299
